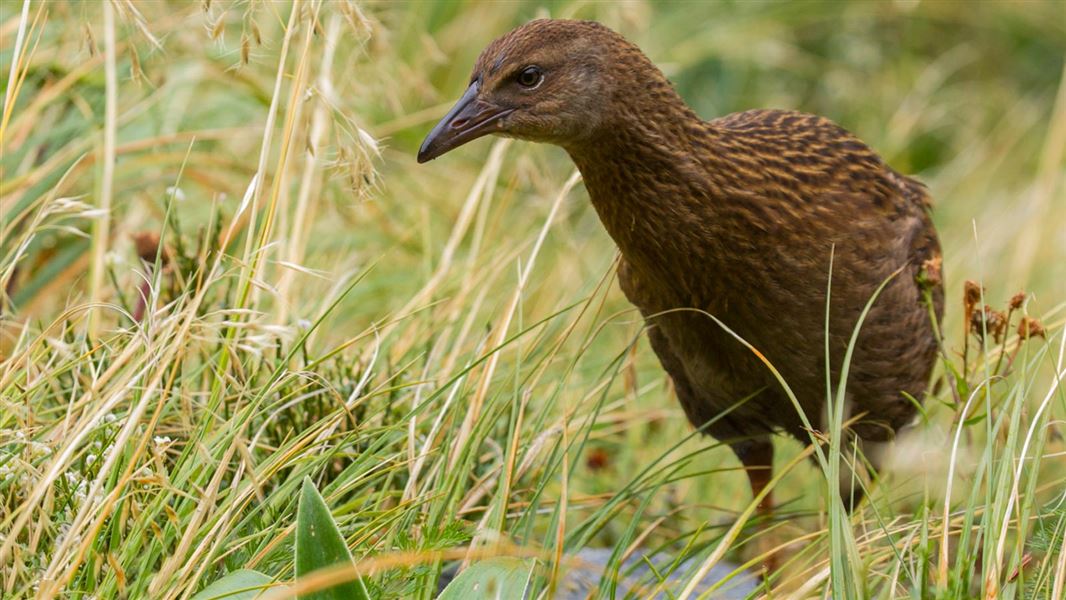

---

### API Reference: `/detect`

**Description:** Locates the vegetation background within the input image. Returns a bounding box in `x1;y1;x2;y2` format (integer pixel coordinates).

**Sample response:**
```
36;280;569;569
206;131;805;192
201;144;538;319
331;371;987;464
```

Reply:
2;0;1064;598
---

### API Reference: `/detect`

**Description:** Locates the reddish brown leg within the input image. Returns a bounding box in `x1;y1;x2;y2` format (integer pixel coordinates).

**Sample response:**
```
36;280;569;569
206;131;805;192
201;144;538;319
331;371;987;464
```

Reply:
732;439;777;574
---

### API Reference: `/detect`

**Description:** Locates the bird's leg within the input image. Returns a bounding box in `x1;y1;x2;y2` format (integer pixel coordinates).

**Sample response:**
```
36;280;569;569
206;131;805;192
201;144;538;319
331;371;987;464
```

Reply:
735;439;774;515
731;438;776;574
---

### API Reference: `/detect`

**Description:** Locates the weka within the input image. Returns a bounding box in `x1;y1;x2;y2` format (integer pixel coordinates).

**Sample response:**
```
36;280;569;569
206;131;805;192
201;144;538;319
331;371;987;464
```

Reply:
418;19;944;515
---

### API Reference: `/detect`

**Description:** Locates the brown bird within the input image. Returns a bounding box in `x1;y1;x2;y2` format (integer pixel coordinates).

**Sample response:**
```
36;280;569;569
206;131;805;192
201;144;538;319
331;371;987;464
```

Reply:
418;19;944;520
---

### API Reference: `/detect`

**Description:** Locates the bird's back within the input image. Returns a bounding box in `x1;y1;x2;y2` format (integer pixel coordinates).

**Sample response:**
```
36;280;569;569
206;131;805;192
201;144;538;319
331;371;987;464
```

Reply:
615;108;944;442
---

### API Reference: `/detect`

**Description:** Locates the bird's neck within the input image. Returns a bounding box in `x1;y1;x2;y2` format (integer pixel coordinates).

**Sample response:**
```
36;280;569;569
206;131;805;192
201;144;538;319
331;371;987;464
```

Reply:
564;94;733;291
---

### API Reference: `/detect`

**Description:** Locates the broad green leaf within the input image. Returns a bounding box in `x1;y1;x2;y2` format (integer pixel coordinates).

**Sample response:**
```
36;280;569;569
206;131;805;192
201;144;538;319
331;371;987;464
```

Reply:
296;477;371;600
191;569;273;600
437;557;535;600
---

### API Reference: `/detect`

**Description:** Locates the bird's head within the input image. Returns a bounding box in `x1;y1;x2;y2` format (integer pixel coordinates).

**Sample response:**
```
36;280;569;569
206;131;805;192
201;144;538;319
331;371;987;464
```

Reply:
417;19;634;163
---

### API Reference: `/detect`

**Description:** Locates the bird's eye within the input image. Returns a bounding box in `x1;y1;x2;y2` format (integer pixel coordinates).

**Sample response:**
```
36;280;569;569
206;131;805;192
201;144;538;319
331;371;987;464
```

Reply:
516;66;543;88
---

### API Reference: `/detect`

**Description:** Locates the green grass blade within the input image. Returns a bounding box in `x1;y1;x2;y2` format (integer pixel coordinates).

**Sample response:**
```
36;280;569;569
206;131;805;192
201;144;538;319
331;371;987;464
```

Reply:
296;477;371;600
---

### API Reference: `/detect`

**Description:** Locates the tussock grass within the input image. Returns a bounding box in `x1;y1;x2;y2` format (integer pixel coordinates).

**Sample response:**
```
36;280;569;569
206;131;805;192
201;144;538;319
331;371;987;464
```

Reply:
2;1;1064;598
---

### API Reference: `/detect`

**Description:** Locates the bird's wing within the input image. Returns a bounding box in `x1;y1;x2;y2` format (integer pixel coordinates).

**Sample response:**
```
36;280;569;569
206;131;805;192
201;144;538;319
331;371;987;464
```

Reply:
885;168;934;211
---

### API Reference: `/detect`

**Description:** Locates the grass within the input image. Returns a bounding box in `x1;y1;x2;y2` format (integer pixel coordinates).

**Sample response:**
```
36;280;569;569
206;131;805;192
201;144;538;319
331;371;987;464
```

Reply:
2;0;1065;598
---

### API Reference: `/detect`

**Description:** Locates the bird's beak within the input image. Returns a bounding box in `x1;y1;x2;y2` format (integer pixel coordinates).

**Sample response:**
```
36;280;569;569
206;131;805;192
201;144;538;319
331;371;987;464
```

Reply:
417;81;513;163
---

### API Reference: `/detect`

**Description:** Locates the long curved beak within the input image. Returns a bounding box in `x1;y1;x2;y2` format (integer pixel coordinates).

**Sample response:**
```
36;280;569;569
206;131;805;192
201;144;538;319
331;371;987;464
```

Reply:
417;82;513;163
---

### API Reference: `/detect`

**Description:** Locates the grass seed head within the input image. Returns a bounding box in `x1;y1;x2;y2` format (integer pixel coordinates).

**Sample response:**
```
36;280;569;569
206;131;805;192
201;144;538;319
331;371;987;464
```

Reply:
963;279;984;335
250;20;262;46
963;280;983;313
341;0;374;39
83;23;99;57
210;14;226;41
1017;316;1046;340
919;255;942;287
971;304;1007;343
129;46;144;85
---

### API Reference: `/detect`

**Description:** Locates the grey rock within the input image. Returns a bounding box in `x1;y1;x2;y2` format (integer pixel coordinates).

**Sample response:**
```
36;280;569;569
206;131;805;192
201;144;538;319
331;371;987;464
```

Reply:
438;548;758;599
553;548;757;600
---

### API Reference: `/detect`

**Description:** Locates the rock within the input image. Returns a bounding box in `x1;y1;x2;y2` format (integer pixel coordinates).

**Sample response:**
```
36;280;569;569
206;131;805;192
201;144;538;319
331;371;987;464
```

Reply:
438;548;758;599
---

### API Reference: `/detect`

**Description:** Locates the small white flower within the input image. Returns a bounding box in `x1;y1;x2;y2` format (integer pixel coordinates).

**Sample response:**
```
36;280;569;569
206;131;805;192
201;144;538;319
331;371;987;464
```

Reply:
153;436;172;447
78;208;109;219
56;523;71;545
356;126;380;156
29;442;52;458
165;186;186;202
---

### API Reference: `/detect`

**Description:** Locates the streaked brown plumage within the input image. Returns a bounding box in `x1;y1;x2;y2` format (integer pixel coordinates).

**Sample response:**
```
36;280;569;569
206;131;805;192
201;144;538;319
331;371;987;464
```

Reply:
419;19;944;517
